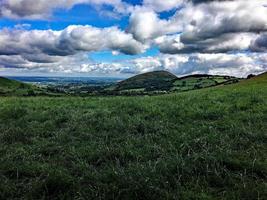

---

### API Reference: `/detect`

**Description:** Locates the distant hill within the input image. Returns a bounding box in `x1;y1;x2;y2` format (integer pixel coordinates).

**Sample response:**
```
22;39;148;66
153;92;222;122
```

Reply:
108;71;241;95
116;71;177;91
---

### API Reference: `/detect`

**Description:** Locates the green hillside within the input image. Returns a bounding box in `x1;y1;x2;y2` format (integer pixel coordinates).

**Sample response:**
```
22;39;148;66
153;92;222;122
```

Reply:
110;71;241;95
115;70;177;92
0;77;64;96
0;73;266;199
171;74;240;92
0;77;38;96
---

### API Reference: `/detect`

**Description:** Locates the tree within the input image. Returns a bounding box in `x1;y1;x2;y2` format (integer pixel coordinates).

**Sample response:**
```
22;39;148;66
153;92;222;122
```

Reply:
247;74;255;79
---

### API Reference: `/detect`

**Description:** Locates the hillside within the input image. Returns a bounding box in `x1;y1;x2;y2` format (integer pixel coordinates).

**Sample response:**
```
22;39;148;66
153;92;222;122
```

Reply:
171;74;240;92
246;72;267;83
0;77;63;96
0;77;35;96
116;70;177;91
0;73;266;199
110;71;241;95
0;76;27;88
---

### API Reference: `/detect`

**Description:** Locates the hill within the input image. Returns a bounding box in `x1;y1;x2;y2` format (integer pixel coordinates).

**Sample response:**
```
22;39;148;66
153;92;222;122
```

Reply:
116;70;177;91
247;72;267;82
0;77;63;96
0;77;35;96
109;71;241;95
0;72;266;199
0;76;26;88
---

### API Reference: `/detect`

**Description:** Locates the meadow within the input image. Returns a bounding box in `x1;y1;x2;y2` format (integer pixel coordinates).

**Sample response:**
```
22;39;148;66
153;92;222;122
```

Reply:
0;74;266;199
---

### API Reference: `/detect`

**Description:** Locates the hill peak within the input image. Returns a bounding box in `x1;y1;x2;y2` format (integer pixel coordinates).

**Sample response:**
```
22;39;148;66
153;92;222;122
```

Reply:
116;71;177;91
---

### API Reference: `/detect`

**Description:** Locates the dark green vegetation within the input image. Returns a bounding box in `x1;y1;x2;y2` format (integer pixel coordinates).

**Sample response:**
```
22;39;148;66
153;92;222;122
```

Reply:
0;73;266;199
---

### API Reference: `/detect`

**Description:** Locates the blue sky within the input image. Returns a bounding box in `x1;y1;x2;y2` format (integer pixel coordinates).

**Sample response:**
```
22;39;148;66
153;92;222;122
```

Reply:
0;0;266;77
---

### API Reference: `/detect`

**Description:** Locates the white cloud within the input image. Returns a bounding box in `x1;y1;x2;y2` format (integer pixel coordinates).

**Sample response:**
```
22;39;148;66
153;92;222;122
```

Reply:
0;0;129;19
0;25;145;58
1;0;267;77
155;32;258;54
178;0;267;42
128;8;181;42
1;52;266;77
129;0;267;51
143;0;184;12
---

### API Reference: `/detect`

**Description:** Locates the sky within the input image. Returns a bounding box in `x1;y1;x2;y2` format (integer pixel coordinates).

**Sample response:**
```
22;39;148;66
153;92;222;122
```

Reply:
0;0;267;77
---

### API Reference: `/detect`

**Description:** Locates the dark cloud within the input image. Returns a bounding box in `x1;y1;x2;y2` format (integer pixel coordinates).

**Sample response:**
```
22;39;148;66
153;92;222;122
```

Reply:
250;33;267;52
0;0;129;19
156;33;255;54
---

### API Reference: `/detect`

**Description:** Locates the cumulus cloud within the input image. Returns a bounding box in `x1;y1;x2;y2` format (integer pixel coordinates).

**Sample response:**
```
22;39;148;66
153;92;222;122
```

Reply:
2;53;266;77
129;0;267;53
0;0;129;19
250;33;267;52
0;25;147;75
1;0;267;77
0;25;145;57
128;8;181;42
178;0;267;41
155;32;257;54
143;0;184;12
123;53;267;77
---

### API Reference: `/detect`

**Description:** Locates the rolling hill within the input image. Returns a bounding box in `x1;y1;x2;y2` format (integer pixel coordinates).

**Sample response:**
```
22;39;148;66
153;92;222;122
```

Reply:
110;71;241;95
116;70;177;91
0;72;266;199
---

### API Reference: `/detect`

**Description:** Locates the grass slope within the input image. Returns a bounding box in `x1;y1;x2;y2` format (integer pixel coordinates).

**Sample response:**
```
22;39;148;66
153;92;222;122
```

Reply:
0;77;41;96
0;77;64;96
0;73;266;199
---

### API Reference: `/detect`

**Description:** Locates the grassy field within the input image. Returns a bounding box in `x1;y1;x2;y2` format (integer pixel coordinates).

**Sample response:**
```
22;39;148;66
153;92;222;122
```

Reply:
0;74;266;199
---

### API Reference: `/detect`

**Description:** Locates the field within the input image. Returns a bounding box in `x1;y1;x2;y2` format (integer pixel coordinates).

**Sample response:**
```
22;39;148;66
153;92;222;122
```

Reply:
0;74;266;199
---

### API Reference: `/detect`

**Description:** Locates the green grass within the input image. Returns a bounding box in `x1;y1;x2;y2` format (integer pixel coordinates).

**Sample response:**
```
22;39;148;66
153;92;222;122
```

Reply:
0;74;266;199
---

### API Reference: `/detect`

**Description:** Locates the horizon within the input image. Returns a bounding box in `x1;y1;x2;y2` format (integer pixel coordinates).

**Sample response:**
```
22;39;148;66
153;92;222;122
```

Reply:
0;0;267;77
3;70;252;79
